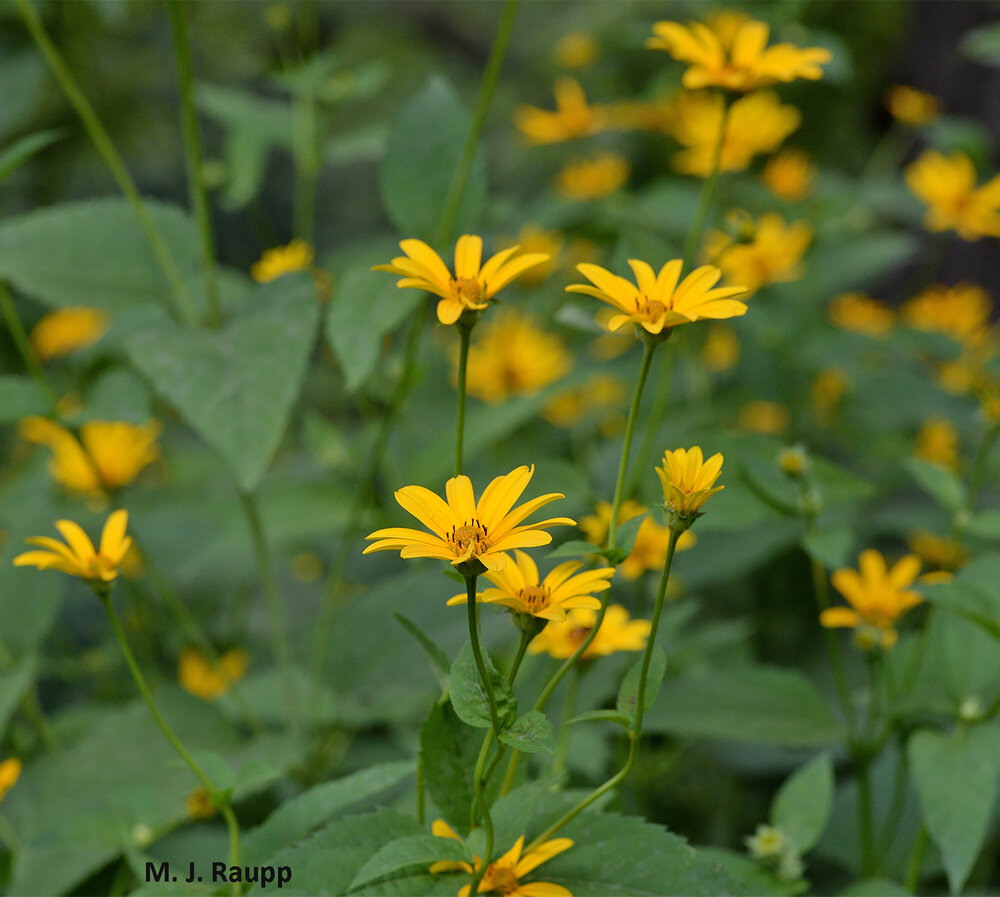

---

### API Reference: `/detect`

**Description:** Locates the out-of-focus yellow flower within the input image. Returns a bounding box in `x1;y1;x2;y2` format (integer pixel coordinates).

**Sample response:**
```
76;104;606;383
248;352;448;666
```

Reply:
178;647;249;701
185;787;218;820
701;323;741;371
515;78;607;144
902;282;992;347
915;417;959;469
821;549;923;650
905;150;1000;241
291;551;324;582
374;236;549;326
447;548;612;621
705;213;812;292
608;94;677;132
829;292;895;337
656;446;725;519
13;509;131;584
978;381;1000;423
670;90;800;177
251;239;314;283
580;499;696;580
906;530;966;573
499;224;564;286
459;309;571;404
647;17;831;92
739;400;789;435
529;604;651;660
20;417;161;496
30;307;109;361
554;31;598;69
0;758;21;802
555;153;630;200
778;445;808;478
544;374;625;428
568;258;747;338
364;466;574;575
937;355;984;395
812;368;848;423
762;148;815;201
885;85;940;127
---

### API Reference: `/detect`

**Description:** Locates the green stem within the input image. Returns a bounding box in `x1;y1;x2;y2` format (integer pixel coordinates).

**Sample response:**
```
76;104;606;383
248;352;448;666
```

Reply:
100;591;241;896
507;629;530;685
876;735;908;863
681;93;730;274
627;343;676;498
961;423;1000;522
456;323;472;477
415;754;426;825
0;280;59;414
15;0;197;324
551;657;581;779
858;762;876;878
167;0;219;327
292;92;319;243
904;824;929;893
239;491;298;741
465;575;501;735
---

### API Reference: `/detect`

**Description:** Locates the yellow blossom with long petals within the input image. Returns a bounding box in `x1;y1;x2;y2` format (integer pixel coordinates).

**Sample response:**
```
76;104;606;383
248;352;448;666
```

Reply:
902;282;992;347
251;239;314;283
515;78;607;144
178;647;249;701
657;446;725;518
530;605;651;660
886;85;940;127
30;307;109;361
647;17;830;92
820;550;923;649
905;150;1000;241
555;153;630;200
567;259;747;338
447;549;612;621
704;213;812;292
763;148;815;201
906;530;966;573
13;509;132;584
0;758;21;802
364;466;574;574
829;292;895;337
374;236;549;326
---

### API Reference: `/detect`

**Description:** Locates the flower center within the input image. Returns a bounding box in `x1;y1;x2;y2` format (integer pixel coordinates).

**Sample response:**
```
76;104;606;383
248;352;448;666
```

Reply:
452;276;485;306
518;585;551;613
642;297;669;319
485;862;521;896
450;520;490;557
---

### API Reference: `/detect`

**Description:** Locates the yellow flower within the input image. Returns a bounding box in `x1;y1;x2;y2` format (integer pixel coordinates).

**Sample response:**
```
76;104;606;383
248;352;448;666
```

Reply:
828;292;895;337
499;224;564;286
178;647;249;701
447;548;612;621
567;259;747;338
579;499;695;581
701;323;741;371
647;17;831;92
374;235;550;326
13;509;132;584
812;368;849;423
820;550;923;650
364;465;575;574
915;417;959;469
656;446;725;518
902;282;992;347
739;400;789;435
762;148;815;201
555;153;630;200
670;90;800;177
906;530;966;573
185;787;217;820
0;758;21;802
430;820;573;897
251;239;314;283
529;605;651;660
885;85;940;127
459;309;571;404
904;150;1000;241
704;213;812;292
20;417;161;496
30;307;109;361
515;78;607;144
554;31;598;69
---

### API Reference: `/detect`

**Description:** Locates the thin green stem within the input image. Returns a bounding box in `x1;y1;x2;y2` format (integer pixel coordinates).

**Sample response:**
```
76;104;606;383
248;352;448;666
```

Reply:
167;0;219;327
465;575;501;735
456;323;472;477
469;725;496;895
681;93;730;274
0;280;59;413
100;592;241;896
15;0;197;324
551;655;581;779
239;491;298;741
292;91;319;243
627;343;676;498
876;735;908;864
507;629;530;685
415;754;426;825
904;824;929;893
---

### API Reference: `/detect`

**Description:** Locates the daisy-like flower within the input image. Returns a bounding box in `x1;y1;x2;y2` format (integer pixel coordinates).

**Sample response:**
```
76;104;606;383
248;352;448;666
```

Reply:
0;758;21;803
13;509;132;584
529;605;650;660
555;153;630;200
178;647;249;701
704;213;812;292
374;235;550;326
567;259;747;339
30;307;109;361
430;819;574;897
447;548;612;621
251;239;314;283
514;78;607;145
820;550;923;650
762;148;815;202
364;465;575;574
904;150;1000;241
902;282;993;347
656;446;725;521
914;417;959;470
885;85;940;128
647;18;831;92
829;292;895;337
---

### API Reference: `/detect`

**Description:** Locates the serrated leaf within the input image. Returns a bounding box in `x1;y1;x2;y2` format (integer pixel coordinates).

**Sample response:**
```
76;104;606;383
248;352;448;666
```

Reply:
394;613;451;695
770;753;834;852
616;647;666;726
802;526;853;571
420;702;478;834
126;274;319;491
350;834;471;891
0;376;49;423
905;457;966;513
498;711;555;755
566;709;632;729
449;642;517;730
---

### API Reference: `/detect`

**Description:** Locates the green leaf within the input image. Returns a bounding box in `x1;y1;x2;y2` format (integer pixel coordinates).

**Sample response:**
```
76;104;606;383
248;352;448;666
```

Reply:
379;77;486;240
394;614;451;696
770;753;834;852
838;880;911;897
0;654;38;739
420;702;479;834
498;711;555;755
326;265;422;392
965;510;1000;540
0;130;61;188
644;666;843;746
962;22;1000;66
547;540;603;559
243;761;415;865
802;526;853;571
0;376;48;423
617;648;666;726
449;641;517;730
126;274;319;491
566;709;632;729
349;834;471;891
908;723;1000;894
905;458;966;513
